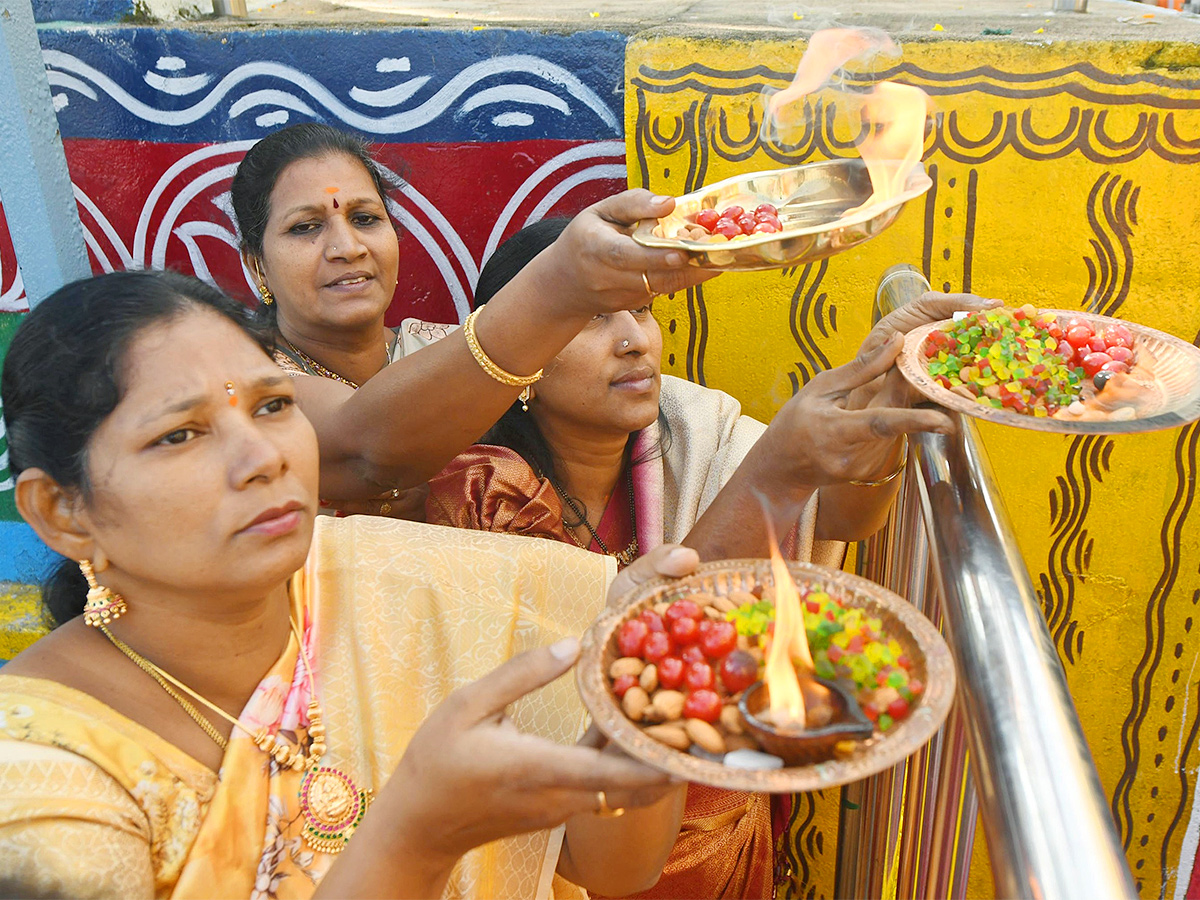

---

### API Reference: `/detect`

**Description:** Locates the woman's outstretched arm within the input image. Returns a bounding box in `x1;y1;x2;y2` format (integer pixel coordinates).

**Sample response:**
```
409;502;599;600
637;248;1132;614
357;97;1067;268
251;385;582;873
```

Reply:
300;191;717;499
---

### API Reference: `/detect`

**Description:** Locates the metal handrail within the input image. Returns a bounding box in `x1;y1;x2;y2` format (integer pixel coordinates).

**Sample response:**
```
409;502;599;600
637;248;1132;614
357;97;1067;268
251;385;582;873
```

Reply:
874;265;1135;898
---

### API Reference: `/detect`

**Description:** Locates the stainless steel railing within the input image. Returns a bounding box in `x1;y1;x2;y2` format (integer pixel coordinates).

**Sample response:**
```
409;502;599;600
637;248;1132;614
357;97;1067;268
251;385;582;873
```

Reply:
834;265;1135;899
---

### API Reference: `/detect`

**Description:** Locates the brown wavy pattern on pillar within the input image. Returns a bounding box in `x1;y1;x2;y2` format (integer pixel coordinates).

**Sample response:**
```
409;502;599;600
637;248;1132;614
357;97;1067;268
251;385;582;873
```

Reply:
1162;678;1200;899
1037;435;1112;666
1083;173;1140;318
1113;415;1200;858
788;259;834;388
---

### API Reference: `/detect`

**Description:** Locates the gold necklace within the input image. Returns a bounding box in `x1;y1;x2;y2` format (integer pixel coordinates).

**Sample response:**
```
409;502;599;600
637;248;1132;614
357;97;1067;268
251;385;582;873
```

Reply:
100;618;371;853
280;335;393;390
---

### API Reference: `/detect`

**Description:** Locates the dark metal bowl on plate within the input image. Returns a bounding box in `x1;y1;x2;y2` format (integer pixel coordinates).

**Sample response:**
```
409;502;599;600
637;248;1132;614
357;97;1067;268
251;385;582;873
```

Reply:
898;309;1200;435
632;159;932;272
739;678;875;766
576;559;955;793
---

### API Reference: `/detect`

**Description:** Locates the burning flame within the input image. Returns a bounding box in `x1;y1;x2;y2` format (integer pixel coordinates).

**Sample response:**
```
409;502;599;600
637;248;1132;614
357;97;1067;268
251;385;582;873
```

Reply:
763;518;816;730
764;27;931;210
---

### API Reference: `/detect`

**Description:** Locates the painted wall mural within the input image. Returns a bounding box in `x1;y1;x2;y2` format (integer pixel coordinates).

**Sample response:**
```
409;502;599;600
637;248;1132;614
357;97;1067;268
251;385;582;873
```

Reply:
627;35;1200;900
0;24;629;657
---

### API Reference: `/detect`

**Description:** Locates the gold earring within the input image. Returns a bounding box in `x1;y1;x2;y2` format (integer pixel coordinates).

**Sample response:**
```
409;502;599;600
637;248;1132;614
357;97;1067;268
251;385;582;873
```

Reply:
79;559;127;627
258;283;274;306
520;386;532;412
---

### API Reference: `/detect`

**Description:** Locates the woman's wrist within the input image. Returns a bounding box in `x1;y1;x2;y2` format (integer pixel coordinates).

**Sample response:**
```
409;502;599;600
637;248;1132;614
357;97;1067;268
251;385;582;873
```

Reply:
849;436;908;487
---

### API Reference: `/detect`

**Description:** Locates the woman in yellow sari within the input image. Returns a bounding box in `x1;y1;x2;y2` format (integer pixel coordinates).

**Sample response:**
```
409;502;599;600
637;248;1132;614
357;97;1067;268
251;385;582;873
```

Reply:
0;270;698;900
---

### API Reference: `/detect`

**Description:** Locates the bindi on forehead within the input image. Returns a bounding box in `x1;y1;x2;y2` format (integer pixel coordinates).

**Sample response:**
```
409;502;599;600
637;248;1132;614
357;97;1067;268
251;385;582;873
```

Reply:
325;185;340;209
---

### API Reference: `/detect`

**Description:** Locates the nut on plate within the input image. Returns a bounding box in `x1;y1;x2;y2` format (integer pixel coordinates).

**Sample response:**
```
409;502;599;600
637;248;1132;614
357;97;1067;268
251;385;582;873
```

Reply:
639;664;658;693
685;718;727;755
720;704;745;735
651;689;685;721
622;686;651;721
610;657;645;679
644;723;691;751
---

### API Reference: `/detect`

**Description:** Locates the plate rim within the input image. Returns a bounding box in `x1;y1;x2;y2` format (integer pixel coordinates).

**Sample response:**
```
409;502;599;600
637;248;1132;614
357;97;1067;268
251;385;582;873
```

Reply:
576;558;957;793
898;308;1200;435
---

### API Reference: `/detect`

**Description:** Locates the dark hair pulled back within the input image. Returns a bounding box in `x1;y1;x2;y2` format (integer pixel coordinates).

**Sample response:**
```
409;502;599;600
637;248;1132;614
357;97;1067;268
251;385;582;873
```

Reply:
473;218;670;482
1;270;271;627
231;123;393;324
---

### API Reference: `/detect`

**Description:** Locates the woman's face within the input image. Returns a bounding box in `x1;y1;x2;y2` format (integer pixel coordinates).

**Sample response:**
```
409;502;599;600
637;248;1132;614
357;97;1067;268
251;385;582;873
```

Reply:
76;309;320;602
258;153;399;335
531;305;662;439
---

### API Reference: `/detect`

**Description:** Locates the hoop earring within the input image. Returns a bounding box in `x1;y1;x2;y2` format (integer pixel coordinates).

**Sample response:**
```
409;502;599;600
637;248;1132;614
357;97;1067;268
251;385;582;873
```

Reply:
80;559;127;627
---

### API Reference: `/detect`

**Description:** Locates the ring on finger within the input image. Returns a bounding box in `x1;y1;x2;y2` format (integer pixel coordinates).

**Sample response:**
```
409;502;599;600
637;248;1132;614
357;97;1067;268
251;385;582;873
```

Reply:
379;501;393;516
595;790;625;818
641;271;658;299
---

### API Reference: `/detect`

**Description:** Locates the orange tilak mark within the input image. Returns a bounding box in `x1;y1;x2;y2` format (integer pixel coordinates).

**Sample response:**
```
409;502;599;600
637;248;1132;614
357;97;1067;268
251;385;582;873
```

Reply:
325;185;340;208
225;381;237;407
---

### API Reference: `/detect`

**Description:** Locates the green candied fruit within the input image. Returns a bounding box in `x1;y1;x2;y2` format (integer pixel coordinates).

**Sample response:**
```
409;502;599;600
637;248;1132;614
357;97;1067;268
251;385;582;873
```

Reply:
887;670;907;688
878;713;895;731
814;657;837;680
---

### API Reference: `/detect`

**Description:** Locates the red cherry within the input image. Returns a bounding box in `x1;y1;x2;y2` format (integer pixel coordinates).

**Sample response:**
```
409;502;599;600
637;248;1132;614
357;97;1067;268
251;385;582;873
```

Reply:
1065;326;1094;350
643;631;674;664
697;619;715;636
908;679;925;696
862;701;881;723
720;205;744;220
695;208;720;231
682;689;722;723
719;650;758;693
712;219;741;239
896;654;913;671
1064;317;1090;332
1087;335;1107;354
736;215;758;235
752;221;780;234
664;599;704;625
754;203;778;218
657;656;685;690
1082;351;1113;378
1101;360;1130;375
886;697;910;720
612;674;637;698
1107;345;1134;364
681;644;707;665
1046;322;1064;340
700;620;738;659
617;619;649;658
684;661;715;691
640;609;666;633
669;616;700;645
1105;323;1134;349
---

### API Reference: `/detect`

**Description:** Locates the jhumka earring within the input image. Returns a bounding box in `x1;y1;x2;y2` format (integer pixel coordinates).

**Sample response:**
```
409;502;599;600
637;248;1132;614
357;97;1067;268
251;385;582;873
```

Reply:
520;386;532;412
258;283;275;306
79;559;127;627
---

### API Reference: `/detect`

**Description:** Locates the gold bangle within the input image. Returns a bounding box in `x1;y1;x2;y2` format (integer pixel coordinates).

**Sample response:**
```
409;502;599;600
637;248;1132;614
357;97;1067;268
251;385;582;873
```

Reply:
462;309;542;388
849;435;908;487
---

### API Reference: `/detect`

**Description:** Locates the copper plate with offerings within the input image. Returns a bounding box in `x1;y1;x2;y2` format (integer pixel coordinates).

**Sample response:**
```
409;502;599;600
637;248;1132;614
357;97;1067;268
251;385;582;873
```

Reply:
576;560;955;793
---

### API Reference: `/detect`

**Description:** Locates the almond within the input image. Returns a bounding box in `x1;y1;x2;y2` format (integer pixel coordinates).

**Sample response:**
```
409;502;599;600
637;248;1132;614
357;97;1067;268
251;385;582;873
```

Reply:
622;686;651;722
609;657;645;679
651;690;685;721
644;723;691;751
720;704;745;735
639;664;658;693
685;718;727;755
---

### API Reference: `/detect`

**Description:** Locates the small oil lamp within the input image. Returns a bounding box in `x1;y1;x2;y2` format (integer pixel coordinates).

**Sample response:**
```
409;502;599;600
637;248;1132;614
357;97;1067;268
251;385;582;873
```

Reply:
738;520;873;765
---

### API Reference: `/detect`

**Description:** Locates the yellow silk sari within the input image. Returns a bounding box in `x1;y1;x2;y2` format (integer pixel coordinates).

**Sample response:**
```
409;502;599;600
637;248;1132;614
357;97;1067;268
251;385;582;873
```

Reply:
0;517;615;899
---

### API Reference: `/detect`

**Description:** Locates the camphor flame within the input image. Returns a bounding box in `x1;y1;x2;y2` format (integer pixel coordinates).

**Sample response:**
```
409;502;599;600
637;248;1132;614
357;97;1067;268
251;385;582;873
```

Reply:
853;82;930;209
764;27;930;210
763;517;816;730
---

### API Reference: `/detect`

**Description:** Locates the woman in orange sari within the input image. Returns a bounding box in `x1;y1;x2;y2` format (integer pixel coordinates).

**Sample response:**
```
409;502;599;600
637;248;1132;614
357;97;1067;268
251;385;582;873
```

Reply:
0;270;703;900
427;219;994;897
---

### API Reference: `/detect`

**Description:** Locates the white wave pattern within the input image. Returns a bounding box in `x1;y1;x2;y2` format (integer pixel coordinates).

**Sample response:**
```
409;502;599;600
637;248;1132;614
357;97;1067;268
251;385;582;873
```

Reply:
0;405;11;493
0;136;626;324
44;50;619;136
